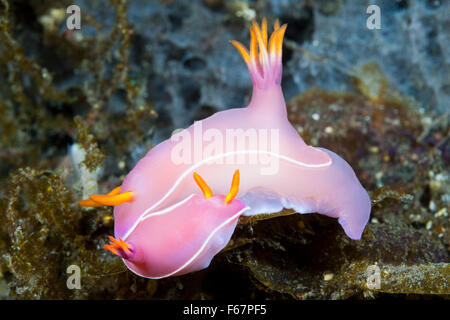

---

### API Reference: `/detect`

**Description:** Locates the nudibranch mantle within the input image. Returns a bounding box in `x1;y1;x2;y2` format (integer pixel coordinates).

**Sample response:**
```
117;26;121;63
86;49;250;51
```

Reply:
123;192;248;279
100;171;248;279
80;19;371;279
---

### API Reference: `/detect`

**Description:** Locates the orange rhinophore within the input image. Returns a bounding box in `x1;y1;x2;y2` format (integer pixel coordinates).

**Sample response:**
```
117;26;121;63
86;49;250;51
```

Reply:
78;186;134;207
224;170;240;204
193;172;213;198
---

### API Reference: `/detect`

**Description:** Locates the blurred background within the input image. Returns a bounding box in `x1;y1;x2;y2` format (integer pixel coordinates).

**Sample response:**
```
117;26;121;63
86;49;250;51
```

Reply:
0;0;448;299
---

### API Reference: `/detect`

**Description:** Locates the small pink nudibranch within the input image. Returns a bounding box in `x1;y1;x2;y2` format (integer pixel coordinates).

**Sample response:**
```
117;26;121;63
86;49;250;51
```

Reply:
79;19;371;279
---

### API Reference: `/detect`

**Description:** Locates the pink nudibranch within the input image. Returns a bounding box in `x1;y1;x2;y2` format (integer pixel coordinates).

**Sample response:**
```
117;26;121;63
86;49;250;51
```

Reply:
79;19;371;279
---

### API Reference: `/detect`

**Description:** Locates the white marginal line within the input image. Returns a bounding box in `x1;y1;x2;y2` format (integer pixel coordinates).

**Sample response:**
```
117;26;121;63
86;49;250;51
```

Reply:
123;194;195;240
122;149;332;239
140;194;196;222
124;206;250;280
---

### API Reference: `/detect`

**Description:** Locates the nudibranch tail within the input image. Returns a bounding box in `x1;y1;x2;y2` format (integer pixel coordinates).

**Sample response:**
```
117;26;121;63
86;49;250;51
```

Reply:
103;235;134;260
231;18;287;88
78;186;134;207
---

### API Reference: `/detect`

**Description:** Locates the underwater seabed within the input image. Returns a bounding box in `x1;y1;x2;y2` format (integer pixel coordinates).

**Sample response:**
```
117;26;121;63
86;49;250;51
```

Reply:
0;0;448;299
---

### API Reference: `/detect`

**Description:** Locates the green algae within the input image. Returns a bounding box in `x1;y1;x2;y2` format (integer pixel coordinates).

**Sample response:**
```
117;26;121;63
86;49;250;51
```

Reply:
0;167;159;299
74;116;106;172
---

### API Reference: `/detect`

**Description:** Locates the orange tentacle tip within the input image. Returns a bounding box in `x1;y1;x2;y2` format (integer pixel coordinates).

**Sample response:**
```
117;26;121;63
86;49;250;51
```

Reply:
103;244;118;256
107;186;121;196
193;172;213;198
230;40;250;64
89;191;134;206
78;199;102;207
78;186;127;207
225;169;240;204
230;18;287;85
104;235;133;259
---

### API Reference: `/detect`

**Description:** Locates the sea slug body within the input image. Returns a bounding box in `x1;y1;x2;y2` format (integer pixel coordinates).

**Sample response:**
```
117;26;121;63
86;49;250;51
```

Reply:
104;171;248;279
79;19;371;278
